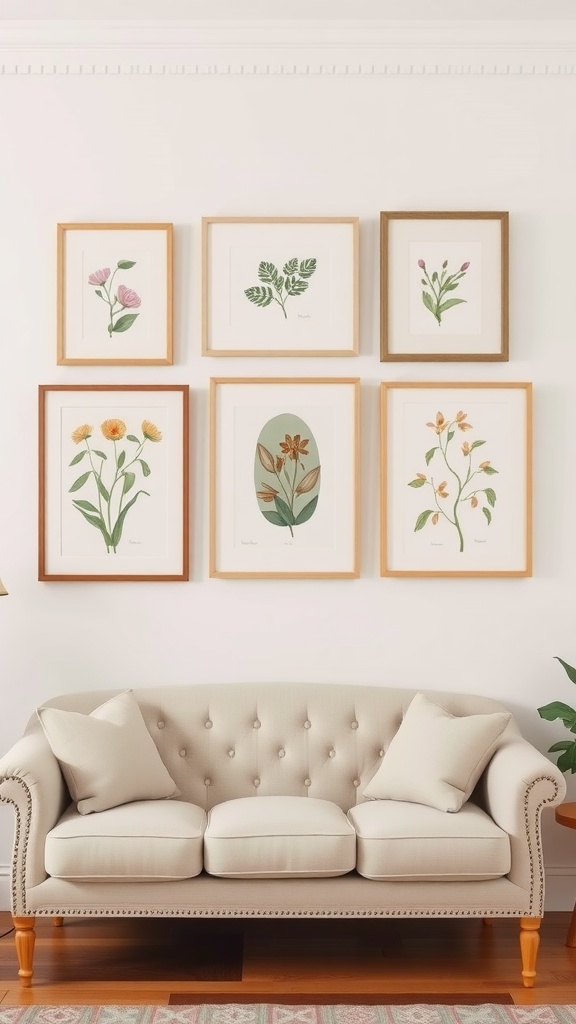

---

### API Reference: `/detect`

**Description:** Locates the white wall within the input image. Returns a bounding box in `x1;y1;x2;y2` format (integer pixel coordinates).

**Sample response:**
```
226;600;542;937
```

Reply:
2;19;576;909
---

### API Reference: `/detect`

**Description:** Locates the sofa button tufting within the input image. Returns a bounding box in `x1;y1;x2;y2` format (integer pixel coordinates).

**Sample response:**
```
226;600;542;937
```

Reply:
379;749;385;757
329;749;335;758
205;720;213;729
351;721;358;730
353;779;360;787
304;778;311;786
179;749;186;757
253;720;261;729
304;720;311;729
254;778;260;787
228;749;235;758
278;748;285;758
204;778;211;786
157;721;165;729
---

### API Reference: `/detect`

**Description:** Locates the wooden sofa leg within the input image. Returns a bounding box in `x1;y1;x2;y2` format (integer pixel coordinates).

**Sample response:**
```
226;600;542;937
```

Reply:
12;916;36;988
520;916;541;988
53;916;63;927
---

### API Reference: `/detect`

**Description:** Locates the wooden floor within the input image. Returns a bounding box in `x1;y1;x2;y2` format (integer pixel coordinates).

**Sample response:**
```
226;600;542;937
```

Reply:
0;912;576;1007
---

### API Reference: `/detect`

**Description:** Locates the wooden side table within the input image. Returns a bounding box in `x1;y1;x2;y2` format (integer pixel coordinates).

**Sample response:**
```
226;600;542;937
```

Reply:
555;802;576;946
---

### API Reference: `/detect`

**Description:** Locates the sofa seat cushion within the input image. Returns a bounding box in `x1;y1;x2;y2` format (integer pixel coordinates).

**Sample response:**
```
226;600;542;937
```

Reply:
204;796;356;878
348;800;510;881
45;800;206;881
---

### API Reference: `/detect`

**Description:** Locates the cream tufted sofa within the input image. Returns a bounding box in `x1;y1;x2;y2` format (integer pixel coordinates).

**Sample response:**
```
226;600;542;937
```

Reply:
0;683;566;989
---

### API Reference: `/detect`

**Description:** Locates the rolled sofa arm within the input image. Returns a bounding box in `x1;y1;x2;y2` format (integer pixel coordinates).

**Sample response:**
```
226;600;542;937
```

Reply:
480;732;566;917
0;723;69;913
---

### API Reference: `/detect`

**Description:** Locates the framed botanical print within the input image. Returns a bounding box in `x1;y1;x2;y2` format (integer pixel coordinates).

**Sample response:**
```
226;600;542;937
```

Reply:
381;382;532;577
39;385;189;580
57;223;173;365
381;211;508;361
210;377;360;577
202;217;359;356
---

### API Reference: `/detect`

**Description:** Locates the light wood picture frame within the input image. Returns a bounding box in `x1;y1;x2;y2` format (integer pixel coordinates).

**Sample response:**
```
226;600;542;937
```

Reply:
210;377;360;578
202;217;359;356
57;223;173;365
39;385;189;581
380;211;509;362
381;381;532;577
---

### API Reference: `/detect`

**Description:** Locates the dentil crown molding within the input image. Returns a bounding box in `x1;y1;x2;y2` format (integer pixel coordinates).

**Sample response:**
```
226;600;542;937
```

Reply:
2;20;576;75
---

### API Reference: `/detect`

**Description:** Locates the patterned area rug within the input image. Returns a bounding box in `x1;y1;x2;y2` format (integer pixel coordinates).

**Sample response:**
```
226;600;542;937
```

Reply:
0;1008;576;1024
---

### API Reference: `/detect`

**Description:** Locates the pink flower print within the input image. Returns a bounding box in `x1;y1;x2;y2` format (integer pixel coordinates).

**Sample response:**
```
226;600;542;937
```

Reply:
88;268;111;286
117;284;141;309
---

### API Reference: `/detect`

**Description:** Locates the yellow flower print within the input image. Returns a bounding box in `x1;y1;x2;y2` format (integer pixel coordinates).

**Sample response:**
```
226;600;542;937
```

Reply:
142;420;162;443
101;418;127;441
71;424;93;444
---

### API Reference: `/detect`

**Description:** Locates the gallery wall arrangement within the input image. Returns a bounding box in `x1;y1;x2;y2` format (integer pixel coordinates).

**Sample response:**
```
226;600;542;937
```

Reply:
42;211;528;582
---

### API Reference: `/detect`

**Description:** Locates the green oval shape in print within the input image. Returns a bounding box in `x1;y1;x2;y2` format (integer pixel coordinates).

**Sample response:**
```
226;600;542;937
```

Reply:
254;414;321;538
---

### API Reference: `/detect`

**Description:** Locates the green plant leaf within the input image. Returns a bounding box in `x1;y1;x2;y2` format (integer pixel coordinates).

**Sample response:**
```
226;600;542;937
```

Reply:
261;511;287;527
484;487;497;508
138;459;151;477
414;509;434;532
538;701;576;730
72;505;112;548
425;447;438;466
94;289;103;297
285;277;308;297
69;471;91;493
245;285;273;308
117;450;126;469
112;313;139;333
482;506;492;525
96;477;110;502
557;743;576;773
548;741;574;752
126;435;139;443
117;260;136;269
274;275;285;293
257;261;279;285
72;499;100;514
283;257;298;275
470;440;486;450
438;298;466;314
555;657;576;686
299;258;317;279
274;496;295;526
69;450;87;466
122;471;135;495
483;466;499;475
294;495;318;525
93;450;107;459
422;291;435;315
447;430;455;442
442;282;461;293
111;490;150;548
408;478;426;488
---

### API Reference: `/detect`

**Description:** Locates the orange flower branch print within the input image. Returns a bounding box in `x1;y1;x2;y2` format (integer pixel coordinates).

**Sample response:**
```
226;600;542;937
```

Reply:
408;410;499;552
68;418;162;553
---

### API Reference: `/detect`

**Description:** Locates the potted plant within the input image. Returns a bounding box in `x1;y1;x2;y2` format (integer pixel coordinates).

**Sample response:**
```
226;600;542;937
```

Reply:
538;657;576;773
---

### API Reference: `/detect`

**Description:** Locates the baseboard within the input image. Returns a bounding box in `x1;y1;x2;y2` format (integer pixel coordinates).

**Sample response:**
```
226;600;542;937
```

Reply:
0;864;574;913
0;866;10;912
544;865;576;911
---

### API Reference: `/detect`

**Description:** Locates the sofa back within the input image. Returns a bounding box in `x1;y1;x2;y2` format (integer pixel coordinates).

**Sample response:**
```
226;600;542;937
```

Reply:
36;683;515;811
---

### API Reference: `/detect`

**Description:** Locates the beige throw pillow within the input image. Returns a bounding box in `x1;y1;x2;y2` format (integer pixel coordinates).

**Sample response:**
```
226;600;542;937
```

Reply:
37;690;180;815
362;692;510;812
